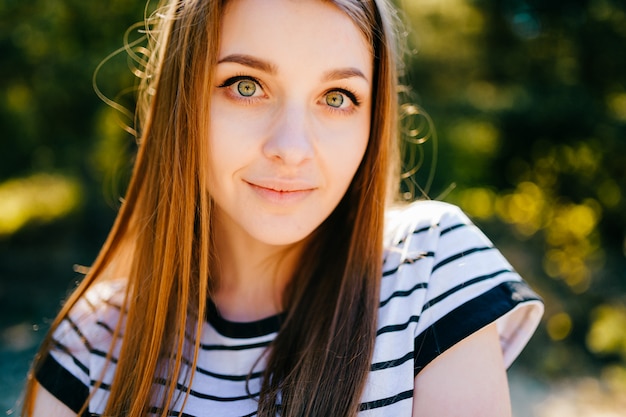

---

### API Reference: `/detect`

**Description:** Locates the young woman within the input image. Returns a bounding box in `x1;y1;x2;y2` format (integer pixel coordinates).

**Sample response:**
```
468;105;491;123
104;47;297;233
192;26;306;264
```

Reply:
23;0;543;416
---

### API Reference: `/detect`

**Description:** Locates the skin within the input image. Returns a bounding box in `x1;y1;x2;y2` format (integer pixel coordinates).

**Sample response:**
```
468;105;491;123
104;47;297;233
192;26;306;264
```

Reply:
208;0;372;321
32;323;512;417
31;382;75;417
412;323;513;417
29;1;514;415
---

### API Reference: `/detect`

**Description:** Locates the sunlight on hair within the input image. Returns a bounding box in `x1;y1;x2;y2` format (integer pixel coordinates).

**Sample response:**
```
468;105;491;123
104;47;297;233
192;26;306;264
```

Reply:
0;174;81;237
92;20;155;139
90;107;134;178
398;102;438;199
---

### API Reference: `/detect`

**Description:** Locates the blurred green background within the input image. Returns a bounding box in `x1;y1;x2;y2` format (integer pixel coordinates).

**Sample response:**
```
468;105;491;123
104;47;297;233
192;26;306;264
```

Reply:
1;0;625;415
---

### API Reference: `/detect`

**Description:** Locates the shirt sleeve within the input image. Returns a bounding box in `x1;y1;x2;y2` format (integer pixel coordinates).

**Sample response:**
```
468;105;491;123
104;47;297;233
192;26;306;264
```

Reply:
35;280;124;414
36;348;91;414
410;202;543;374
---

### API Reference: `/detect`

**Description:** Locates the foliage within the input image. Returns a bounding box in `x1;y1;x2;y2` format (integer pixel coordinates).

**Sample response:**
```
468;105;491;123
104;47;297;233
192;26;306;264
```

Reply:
0;0;141;186
0;0;624;387
399;0;626;378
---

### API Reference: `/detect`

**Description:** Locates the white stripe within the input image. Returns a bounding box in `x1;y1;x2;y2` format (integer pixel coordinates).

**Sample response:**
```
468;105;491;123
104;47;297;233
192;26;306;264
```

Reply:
43;201;541;416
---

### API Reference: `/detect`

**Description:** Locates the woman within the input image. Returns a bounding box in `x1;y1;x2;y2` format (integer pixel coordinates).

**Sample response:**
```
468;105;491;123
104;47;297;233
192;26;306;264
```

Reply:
23;0;543;416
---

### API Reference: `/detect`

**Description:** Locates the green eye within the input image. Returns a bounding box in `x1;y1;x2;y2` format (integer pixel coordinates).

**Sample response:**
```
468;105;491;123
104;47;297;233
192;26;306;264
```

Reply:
237;80;257;97
325;92;344;108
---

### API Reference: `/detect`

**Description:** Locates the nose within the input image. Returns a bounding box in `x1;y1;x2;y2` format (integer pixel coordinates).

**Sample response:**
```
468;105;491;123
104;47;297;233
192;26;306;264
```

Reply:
262;104;314;166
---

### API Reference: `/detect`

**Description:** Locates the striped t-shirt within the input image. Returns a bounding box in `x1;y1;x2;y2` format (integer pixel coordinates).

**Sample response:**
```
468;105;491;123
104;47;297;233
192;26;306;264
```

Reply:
36;201;543;416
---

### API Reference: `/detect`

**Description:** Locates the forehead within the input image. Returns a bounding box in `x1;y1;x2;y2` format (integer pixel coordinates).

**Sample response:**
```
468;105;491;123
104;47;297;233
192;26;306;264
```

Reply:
218;0;373;75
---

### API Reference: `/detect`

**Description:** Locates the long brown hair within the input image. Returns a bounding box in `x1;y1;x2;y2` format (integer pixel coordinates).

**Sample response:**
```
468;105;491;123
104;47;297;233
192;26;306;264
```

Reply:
23;0;401;416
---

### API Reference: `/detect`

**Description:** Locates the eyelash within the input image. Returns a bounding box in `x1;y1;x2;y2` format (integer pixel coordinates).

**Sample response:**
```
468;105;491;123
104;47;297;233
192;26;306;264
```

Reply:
324;87;362;114
217;75;362;113
217;75;265;104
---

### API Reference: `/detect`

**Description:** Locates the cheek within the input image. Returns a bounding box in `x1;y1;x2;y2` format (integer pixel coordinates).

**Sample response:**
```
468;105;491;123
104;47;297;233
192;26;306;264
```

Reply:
207;107;266;175
316;141;368;206
323;116;370;182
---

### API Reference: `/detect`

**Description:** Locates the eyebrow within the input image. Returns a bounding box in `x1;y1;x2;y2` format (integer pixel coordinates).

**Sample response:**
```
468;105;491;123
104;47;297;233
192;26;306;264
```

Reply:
217;54;277;74
217;53;369;83
321;68;369;83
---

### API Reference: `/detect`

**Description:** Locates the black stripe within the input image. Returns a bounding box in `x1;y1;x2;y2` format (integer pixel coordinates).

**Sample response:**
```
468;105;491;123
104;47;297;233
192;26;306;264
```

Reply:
67;316;93;351
206;299;283;339
414;281;542;376
431;246;493;272
379;282;428;308
66;317;117;363
147;407;221;417
173;356;264;382
382;252;434;277
36;354;89;414
186;387;260;402
153;378;261;402
95;320;116;335
370;351;413;371
440;222;468;235
148;408;257;417
51;340;90;375
159;411;197;417
57;318;120;364
89;347;118;363
193;363;263;382
65;317;117;363
422;269;513;311
90;380;111;391
413;224;434;235
395;224;434;246
377;315;420;336
87;355;264;391
359;389;413;411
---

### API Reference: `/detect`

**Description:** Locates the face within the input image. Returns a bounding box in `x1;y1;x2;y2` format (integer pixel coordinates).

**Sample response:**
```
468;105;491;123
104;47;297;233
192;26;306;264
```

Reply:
208;0;373;247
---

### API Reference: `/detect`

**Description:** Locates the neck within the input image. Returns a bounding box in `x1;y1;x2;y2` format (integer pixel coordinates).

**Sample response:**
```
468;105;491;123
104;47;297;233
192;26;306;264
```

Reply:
211;215;306;322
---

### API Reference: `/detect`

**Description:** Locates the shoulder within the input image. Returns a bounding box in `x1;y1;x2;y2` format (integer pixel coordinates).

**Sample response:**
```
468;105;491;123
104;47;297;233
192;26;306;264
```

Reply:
379;200;543;370
384;199;474;237
59;278;127;344
384;199;468;225
45;279;127;379
35;279;127;413
380;199;478;303
381;200;475;285
383;199;510;275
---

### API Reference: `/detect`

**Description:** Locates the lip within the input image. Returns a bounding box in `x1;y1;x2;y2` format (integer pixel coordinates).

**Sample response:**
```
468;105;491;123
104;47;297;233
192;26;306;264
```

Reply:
245;179;317;205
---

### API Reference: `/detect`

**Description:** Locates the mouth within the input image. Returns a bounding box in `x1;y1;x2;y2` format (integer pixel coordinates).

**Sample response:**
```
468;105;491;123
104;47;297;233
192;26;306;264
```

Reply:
245;179;316;192
245;180;316;204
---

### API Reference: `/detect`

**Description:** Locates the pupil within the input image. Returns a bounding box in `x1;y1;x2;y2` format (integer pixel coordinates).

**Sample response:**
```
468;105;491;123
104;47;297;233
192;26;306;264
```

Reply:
326;92;344;107
237;80;256;97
